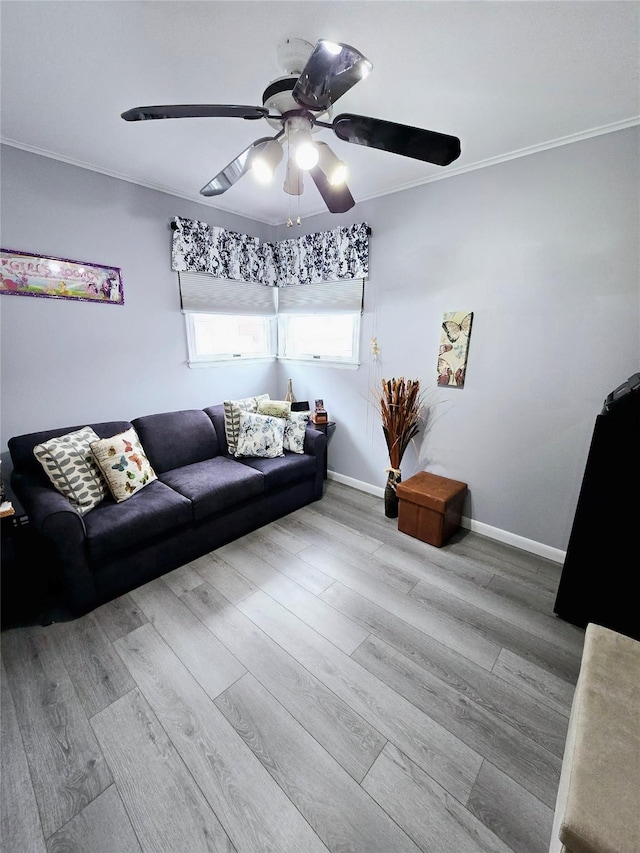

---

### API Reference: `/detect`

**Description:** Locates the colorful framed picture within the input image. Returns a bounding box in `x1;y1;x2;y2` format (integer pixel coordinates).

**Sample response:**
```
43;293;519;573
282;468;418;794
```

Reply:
0;248;124;305
437;311;473;388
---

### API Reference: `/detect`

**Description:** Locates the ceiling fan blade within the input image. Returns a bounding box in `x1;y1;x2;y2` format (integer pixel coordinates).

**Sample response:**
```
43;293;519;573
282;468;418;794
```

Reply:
292;40;372;112
200;136;274;197
121;104;268;121
309;165;355;213
332;113;461;167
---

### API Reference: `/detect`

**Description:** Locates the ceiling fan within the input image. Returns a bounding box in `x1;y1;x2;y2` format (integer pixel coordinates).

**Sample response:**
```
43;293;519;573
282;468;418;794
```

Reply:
121;37;461;215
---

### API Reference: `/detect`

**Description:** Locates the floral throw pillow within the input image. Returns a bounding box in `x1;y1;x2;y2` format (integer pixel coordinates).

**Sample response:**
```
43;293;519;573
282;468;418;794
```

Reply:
283;411;310;454
234;411;284;459
33;426;108;515
223;394;270;455
90;427;157;502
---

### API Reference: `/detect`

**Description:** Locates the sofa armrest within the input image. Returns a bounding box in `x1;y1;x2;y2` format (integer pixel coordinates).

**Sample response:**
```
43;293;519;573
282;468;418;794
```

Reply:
10;472;99;615
11;472;86;536
303;426;327;459
303;427;327;500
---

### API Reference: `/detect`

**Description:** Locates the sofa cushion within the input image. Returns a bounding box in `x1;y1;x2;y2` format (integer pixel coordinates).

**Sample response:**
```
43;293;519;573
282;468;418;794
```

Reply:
33;426;109;515
91;427;157;503
223;394;270;455
238;451;317;490
84;479;193;561
235;411;285;459
132;410;219;474
160;456;264;522
203;404;228;452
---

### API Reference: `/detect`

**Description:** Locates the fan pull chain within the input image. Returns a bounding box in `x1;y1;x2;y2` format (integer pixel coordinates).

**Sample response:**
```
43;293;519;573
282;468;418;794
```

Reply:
286;125;294;227
283;120;302;228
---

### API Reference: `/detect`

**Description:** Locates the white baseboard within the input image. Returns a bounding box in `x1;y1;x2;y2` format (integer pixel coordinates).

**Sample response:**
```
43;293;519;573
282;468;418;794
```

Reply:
461;517;566;563
328;470;386;498
327;470;566;564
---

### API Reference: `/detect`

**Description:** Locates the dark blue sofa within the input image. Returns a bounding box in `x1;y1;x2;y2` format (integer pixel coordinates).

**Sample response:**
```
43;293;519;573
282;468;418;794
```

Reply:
8;405;326;616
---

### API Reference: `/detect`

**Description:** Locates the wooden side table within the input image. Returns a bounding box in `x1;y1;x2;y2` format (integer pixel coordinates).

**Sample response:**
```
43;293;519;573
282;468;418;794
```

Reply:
2;512;32;579
1;513;67;627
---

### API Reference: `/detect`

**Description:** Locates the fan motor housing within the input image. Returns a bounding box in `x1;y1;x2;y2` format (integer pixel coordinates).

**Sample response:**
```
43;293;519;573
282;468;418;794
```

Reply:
262;76;331;131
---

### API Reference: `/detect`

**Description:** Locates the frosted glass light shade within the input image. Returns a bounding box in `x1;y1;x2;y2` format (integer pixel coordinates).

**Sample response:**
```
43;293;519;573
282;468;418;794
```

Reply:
250;139;283;183
292;129;319;170
317;142;348;185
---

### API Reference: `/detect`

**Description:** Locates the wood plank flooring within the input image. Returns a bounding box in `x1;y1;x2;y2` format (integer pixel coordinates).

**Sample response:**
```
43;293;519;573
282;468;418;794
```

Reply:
0;479;584;853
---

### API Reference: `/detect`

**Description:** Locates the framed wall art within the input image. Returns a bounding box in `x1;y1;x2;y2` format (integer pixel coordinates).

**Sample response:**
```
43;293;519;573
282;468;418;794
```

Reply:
437;310;473;388
0;248;123;305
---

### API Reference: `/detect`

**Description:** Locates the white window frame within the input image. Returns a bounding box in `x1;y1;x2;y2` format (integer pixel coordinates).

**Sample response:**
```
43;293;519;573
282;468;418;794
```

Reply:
277;312;361;369
184;312;277;368
180;275;363;369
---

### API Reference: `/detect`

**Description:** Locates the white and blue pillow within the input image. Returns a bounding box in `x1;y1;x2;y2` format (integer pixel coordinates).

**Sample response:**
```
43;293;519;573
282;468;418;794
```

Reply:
234;411;285;458
283;411;310;454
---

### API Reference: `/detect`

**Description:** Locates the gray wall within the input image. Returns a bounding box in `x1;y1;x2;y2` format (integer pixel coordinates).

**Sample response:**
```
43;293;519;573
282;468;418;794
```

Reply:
2;129;638;554
277;128;639;553
0;144;279;430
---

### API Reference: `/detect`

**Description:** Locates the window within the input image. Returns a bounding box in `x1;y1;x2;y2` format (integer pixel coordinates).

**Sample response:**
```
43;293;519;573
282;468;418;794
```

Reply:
179;273;362;368
185;313;276;365
276;279;364;368
179;272;277;366
277;313;361;366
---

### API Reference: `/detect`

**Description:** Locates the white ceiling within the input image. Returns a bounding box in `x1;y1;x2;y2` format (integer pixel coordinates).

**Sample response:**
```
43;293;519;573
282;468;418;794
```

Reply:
1;1;638;226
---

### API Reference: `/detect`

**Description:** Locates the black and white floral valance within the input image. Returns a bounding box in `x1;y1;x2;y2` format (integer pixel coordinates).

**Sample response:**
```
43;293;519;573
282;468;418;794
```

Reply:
171;217;369;287
171;218;263;282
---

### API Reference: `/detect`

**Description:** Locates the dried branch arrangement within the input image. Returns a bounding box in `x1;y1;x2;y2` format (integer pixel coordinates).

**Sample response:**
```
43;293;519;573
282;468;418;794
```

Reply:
376;377;424;471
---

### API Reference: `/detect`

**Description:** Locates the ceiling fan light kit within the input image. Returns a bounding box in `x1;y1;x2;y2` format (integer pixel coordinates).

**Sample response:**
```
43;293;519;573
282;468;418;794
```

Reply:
249;138;284;184
316;142;348;186
283;157;304;196
122;36;461;215
292;128;320;170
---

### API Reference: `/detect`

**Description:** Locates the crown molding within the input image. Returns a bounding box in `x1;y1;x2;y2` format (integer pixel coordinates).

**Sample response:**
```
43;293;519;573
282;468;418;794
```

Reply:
0;139;278;227
2;116;638;227
351;116;640;206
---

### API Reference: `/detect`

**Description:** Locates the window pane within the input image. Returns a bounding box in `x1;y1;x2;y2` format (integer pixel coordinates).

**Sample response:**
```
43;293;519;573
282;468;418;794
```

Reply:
192;314;270;356
283;315;356;358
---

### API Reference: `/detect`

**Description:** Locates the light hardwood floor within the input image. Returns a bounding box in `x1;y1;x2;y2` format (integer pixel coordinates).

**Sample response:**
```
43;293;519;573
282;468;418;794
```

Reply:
1;479;584;853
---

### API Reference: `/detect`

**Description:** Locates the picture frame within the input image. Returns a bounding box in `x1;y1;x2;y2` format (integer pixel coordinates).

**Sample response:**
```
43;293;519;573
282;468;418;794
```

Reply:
0;248;124;305
437;310;473;388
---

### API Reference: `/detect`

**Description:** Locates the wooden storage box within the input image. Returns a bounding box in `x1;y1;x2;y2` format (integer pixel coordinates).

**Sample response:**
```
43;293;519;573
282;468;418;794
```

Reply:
396;471;467;547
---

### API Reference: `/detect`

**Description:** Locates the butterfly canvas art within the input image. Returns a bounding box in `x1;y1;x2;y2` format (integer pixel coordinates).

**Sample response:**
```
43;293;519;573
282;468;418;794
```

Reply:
437;311;473;388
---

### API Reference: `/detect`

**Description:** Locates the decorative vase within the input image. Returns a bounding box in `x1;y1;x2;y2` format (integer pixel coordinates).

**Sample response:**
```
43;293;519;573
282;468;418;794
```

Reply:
285;379;296;404
384;468;402;518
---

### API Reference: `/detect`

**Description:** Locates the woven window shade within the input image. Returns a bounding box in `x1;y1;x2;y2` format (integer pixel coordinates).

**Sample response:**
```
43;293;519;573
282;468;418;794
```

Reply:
277;280;364;315
178;272;277;315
